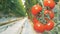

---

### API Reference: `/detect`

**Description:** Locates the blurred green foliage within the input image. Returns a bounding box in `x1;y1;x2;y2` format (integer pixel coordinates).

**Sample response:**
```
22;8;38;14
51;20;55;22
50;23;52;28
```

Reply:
0;0;26;18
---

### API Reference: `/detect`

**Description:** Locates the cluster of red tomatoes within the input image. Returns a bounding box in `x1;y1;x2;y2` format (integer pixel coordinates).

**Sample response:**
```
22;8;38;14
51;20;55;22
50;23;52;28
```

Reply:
31;0;55;33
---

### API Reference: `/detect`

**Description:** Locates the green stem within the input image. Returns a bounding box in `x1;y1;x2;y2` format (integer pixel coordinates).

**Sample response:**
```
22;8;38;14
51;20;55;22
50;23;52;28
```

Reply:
40;0;44;8
39;0;45;23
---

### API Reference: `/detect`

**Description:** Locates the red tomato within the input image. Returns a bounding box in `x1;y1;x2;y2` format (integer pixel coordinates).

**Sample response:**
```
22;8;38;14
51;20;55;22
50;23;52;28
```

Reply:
44;20;54;31
33;17;38;24
31;4;42;15
44;0;49;7
44;10;54;19
49;10;54;19
34;21;45;33
44;10;49;15
44;0;55;9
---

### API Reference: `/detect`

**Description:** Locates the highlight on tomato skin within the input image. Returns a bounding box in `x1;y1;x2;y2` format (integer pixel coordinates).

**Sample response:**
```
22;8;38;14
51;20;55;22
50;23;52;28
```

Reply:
34;21;45;33
31;4;42;15
44;0;55;9
44;10;49;15
44;20;54;31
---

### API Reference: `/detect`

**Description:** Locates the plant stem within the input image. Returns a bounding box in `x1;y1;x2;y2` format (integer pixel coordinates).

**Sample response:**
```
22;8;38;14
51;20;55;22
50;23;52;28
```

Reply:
40;0;44;8
39;0;45;23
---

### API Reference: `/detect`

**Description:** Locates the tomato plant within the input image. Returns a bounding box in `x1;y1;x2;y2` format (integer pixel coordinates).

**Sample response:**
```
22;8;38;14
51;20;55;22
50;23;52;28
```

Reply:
44;0;55;9
29;0;55;33
44;20;54;31
31;4;42;15
34;21;45;33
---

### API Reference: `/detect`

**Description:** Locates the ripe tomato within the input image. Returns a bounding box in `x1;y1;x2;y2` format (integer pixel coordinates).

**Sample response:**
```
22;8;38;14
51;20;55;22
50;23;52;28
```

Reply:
44;10;54;19
34;21;45;33
44;0;55;9
44;10;49;15
49;10;54;19
44;20;54;31
31;4;42;15
33;17;38;24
